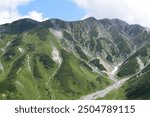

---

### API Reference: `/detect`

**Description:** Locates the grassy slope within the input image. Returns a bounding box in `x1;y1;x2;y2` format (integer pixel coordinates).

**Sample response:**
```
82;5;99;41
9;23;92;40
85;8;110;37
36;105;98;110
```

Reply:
117;44;150;78
0;28;111;100
117;58;139;78
98;43;150;100
51;49;111;99
98;69;150;100
0;29;60;99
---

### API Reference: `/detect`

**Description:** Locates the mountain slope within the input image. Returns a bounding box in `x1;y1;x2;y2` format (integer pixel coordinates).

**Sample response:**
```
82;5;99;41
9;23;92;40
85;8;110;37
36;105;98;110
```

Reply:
0;17;150;100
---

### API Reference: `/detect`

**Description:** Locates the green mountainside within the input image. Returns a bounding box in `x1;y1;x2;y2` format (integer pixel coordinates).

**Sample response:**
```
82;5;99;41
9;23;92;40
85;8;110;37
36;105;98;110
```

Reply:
0;17;150;99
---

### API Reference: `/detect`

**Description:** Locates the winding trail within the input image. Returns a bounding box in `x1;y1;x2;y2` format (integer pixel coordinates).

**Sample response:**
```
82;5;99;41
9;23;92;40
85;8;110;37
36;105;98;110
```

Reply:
79;63;129;100
45;65;60;86
45;64;61;100
45;47;62;85
45;47;62;99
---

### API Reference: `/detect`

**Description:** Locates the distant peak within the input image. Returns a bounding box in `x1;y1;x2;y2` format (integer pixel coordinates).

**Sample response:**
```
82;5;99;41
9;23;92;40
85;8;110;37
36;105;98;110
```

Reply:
84;17;97;21
11;18;39;24
111;18;128;25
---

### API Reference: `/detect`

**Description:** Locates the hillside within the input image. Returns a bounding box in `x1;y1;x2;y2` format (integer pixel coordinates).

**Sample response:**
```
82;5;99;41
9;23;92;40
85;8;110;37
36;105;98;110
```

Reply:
0;17;150;99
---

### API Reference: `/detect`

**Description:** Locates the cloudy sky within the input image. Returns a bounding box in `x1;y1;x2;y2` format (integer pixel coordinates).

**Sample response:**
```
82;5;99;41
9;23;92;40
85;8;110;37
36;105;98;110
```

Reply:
0;0;150;27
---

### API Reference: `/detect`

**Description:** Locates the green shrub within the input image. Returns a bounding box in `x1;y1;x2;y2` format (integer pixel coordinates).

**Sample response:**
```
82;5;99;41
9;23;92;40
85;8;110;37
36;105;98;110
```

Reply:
75;45;88;60
90;58;106;71
7;55;25;80
117;58;139;77
38;54;55;69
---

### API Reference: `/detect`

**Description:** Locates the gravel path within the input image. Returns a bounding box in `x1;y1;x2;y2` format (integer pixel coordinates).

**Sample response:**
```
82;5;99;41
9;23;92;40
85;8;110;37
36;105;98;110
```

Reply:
79;77;129;100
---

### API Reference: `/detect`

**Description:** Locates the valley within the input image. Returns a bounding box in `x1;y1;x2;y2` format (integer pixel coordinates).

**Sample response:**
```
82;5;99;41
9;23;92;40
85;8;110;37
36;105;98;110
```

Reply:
80;77;129;100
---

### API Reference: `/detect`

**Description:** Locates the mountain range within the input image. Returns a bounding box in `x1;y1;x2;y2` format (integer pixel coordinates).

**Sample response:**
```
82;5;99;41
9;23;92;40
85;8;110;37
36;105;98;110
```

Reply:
0;17;150;100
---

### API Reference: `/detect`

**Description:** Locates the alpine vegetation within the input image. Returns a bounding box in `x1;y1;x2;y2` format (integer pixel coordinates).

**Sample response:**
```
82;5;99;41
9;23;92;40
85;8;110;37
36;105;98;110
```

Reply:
0;17;150;100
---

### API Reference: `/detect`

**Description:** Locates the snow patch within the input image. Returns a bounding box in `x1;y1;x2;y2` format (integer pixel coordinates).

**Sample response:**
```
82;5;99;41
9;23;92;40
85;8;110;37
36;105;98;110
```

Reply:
17;68;22;74
0;48;5;52
27;55;31;72
49;28;63;39
18;47;24;54
99;59;113;73
137;57;144;70
6;41;11;47
111;66;118;75
89;64;99;73
51;47;62;65
99;58;122;82
109;63;122;82
0;62;4;72
82;48;91;57
1;41;11;52
111;63;122;75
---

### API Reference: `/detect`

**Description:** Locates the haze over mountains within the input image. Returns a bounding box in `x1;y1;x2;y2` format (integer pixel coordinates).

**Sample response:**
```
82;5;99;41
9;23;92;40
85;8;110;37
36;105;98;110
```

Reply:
0;17;150;99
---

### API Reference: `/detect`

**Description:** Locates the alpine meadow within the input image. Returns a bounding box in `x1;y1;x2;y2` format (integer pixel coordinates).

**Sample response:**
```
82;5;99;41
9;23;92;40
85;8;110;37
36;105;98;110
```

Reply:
0;17;150;100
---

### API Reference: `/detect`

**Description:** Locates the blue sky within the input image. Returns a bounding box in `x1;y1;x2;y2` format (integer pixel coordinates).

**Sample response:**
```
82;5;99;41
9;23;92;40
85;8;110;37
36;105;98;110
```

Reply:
0;0;86;24
18;0;85;21
1;0;150;27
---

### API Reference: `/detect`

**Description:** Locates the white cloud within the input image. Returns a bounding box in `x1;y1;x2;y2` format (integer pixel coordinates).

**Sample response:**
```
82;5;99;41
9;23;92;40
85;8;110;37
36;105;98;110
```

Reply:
0;0;46;24
23;11;48;21
72;0;150;27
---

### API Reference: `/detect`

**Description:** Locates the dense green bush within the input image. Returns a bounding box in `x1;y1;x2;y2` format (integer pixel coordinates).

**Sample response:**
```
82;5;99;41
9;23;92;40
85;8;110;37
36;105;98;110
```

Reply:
80;61;92;71
75;45;88;60
3;49;16;61
8;37;22;48
0;80;16;93
38;54;55;69
26;43;35;52
96;39;103;53
7;55;25;80
90;58;106;71
117;58;139;77
33;58;42;79
125;71;150;99
106;54;113;63
36;29;49;41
